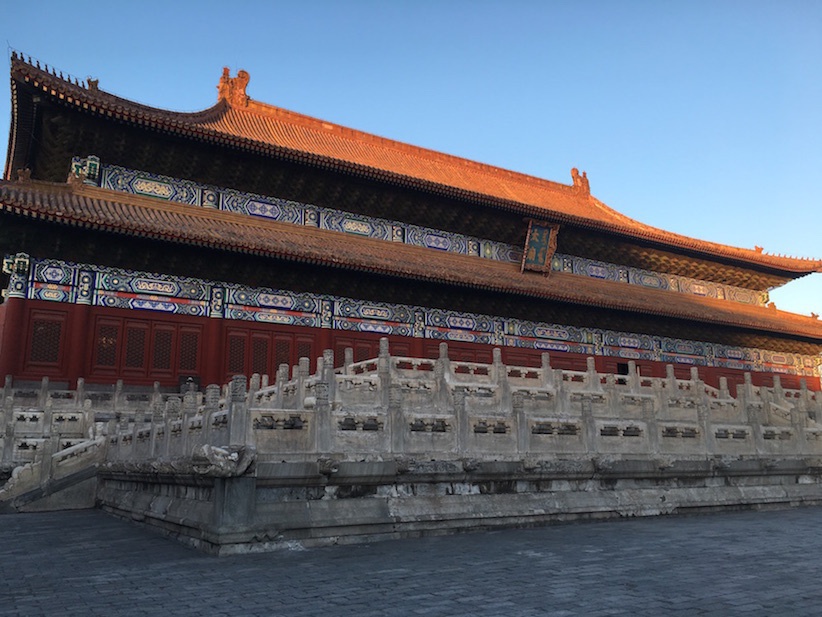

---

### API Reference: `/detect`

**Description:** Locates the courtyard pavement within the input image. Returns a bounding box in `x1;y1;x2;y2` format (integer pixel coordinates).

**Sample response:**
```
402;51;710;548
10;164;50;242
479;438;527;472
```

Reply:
1;506;821;616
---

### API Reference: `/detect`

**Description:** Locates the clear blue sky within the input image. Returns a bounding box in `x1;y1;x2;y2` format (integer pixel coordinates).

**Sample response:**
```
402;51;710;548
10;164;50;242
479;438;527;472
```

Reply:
2;0;820;316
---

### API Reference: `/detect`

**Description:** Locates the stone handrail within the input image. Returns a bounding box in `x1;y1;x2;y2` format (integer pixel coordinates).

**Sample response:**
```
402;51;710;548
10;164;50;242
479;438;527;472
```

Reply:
4;339;822;471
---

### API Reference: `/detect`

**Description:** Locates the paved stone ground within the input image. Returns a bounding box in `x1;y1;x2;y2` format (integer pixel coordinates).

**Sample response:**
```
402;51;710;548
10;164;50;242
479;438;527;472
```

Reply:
1;507;822;616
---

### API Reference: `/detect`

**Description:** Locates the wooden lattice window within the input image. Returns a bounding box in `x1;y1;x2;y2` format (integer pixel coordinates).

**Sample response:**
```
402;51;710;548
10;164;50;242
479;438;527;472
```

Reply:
124;327;146;369
355;344;372;363
179;330;200;372
335;343;348;368
228;335;246;374
251;337;269;376
152;329;173;371
96;324;119;367
275;339;291;370
297;341;313;367
30;319;63;364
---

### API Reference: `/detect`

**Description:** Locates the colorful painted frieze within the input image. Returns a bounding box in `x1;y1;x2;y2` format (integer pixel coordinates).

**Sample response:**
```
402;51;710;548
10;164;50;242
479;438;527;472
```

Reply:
12;254;814;378
73;157;767;307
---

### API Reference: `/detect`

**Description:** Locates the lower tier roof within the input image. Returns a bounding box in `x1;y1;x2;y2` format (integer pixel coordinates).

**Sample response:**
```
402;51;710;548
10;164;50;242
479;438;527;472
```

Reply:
0;178;820;344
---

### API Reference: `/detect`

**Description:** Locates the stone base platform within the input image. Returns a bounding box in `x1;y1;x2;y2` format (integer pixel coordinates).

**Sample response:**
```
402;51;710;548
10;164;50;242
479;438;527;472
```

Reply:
97;456;822;555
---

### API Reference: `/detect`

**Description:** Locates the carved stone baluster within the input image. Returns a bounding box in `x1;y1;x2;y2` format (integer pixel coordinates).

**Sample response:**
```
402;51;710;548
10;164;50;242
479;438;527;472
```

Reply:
540;353;553;389
435;343;451;412
275;364;288;409
202;384;221;447
226;376;248;448
2;375;14;463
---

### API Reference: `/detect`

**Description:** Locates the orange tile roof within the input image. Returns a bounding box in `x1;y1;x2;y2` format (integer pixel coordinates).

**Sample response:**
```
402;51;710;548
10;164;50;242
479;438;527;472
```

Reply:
2;178;820;342
8;55;822;277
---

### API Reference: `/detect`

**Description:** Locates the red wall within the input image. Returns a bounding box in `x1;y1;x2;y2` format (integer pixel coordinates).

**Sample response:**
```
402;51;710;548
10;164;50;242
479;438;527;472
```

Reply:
1;299;818;392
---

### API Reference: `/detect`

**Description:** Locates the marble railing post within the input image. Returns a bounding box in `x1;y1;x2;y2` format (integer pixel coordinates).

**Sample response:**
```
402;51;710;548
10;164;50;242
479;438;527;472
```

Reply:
151;381;162;410
742;373;765;453
778;375;806;442
435;343;451;412
149;399;163;459
811;386;822;423
378;339;390;407
248;373;261;403
553;368;566;414
105;417;117;461
799;379;822;424
665;364;676;393
586;357;601;391
541;353;554;389
378;339;403;454
628;361;639;393
75;378;85;411
297;357;310;408
36;436;55;488
513;390;528;453
454;386;469;456
604;373;618;416
38;399;55;479
131;411;144;460
642;390;660;455
164;397;181;459
344;348;354;375
120;414;131;459
82;399;93;441
691;367;711;455
579;394;597;454
226;375;249;448
2;376;14;463
289;365;298;401
315;350;334;454
38;377;49;410
719;376;729;399
245;374;261;448
182;386;199;456
799;379;811;412
324;349;336;407
773;375;784;402
114;379;124;414
275;364;289;408
493;348;511;410
203;384;221;446
736;372;748;417
1;374;9;406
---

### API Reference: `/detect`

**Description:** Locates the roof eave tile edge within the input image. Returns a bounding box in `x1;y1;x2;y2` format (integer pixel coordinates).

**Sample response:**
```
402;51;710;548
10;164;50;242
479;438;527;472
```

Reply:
1;179;821;342
9;57;822;278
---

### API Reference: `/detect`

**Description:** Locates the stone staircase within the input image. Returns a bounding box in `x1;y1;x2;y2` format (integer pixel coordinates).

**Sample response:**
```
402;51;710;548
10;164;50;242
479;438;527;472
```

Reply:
0;437;105;512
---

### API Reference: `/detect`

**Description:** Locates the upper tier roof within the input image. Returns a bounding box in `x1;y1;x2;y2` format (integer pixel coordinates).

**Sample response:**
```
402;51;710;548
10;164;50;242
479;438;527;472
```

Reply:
5;54;822;277
1;178;820;342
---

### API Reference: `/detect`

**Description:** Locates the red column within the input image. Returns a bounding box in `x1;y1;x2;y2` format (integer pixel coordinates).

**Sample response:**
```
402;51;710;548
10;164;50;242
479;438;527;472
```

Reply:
319;328;333;355
203;317;223;388
411;336;424;359
65;303;92;388
0;297;27;380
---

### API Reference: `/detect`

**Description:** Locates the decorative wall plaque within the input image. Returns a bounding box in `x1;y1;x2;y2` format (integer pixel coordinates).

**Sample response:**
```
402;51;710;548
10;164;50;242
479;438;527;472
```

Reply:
521;220;559;273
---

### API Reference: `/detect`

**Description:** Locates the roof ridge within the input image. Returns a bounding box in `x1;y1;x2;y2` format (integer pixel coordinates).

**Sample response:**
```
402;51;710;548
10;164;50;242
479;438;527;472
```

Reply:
218;71;579;198
584;196;822;267
10;52;227;122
